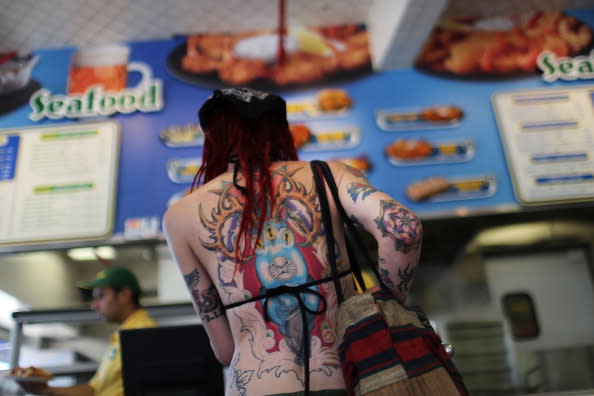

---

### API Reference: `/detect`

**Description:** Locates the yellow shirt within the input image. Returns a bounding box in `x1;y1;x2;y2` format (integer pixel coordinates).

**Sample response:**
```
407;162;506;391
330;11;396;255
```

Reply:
88;308;157;396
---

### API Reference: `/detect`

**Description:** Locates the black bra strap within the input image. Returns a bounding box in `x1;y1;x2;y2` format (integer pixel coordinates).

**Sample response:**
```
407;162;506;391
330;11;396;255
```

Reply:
222;271;350;311
222;271;349;396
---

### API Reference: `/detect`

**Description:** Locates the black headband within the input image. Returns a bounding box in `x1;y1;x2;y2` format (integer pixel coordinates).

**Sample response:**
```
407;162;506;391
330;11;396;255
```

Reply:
198;87;287;129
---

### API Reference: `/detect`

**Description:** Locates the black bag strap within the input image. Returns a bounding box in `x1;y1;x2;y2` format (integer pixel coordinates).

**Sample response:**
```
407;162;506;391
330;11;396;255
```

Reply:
311;161;345;303
312;160;388;293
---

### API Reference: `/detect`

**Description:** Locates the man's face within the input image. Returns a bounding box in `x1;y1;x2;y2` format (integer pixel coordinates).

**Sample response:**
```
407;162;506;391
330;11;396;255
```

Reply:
90;287;122;323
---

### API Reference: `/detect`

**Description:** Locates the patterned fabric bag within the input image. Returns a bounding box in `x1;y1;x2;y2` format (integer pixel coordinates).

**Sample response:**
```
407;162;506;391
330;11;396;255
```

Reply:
311;160;471;396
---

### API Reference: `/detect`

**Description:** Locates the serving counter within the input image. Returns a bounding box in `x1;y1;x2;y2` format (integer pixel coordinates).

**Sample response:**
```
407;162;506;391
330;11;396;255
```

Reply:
7;303;195;374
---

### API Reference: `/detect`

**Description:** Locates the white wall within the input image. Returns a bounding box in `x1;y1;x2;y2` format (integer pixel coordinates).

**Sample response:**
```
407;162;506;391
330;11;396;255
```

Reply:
0;251;80;309
156;245;190;303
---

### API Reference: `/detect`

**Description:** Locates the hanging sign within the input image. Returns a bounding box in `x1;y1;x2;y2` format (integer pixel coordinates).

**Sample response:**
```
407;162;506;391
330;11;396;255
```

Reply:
28;44;164;121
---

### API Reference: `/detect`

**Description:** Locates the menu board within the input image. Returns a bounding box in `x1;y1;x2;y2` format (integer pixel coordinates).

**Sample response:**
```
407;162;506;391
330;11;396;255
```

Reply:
493;86;594;205
2;7;594;245
0;121;119;246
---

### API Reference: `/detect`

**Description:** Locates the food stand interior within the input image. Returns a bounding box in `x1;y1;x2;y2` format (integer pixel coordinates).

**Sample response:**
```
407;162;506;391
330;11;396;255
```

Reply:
1;0;594;395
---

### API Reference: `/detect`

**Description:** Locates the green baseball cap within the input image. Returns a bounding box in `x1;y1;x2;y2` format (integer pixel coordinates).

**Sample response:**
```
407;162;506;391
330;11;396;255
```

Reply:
77;266;141;293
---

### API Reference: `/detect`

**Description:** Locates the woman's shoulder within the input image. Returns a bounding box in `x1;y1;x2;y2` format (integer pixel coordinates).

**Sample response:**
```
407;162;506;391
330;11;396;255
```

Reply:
163;179;222;221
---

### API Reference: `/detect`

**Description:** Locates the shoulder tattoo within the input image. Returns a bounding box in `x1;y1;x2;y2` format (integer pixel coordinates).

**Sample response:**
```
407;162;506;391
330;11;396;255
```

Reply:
374;200;422;254
347;182;379;203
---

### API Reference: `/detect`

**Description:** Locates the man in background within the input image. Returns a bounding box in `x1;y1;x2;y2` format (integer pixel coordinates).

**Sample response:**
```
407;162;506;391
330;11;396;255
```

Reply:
10;266;157;396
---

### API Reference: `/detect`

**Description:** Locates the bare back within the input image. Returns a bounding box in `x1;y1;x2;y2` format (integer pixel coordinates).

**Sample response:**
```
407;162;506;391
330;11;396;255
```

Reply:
163;160;423;396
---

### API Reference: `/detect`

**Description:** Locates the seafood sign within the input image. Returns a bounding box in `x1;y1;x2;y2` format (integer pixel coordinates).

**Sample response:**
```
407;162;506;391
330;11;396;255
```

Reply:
28;61;164;121
537;50;594;82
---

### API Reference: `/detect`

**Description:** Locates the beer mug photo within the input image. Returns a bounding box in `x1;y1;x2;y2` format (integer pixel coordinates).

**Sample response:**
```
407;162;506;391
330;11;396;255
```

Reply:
67;44;150;95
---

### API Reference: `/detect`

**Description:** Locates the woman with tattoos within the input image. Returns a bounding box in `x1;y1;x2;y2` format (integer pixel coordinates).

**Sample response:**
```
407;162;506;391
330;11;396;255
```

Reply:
162;88;423;396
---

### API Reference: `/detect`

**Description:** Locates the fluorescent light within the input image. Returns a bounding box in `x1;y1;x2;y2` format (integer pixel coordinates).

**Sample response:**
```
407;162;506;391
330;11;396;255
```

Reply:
95;246;116;259
67;246;116;261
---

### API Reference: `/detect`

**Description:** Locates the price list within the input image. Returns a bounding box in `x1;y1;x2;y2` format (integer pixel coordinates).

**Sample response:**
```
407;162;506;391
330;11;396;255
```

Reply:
0;121;119;246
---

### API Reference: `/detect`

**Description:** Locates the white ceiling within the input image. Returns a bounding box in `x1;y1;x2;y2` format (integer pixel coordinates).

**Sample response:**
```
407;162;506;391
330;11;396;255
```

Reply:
0;0;373;53
1;0;592;54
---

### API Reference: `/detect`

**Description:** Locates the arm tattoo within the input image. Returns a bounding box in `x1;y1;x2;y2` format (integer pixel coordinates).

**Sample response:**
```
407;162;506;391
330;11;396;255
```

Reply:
347;182;379;203
183;269;224;322
379;259;415;292
374;200;422;254
198;284;225;321
397;263;416;292
183;268;200;287
379;267;395;290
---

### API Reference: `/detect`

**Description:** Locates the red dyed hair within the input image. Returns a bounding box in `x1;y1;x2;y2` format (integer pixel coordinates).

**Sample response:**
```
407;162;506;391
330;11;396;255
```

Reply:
193;100;298;267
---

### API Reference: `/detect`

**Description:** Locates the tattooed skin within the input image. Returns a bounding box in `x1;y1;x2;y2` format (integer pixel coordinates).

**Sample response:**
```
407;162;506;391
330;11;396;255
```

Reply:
397;263;416;293
234;368;254;396
198;284;225;321
347;182;379;203
197;165;341;383
199;181;244;263
374;200;421;254
254;220;320;364
378;258;396;290
183;267;200;289
199;168;320;264
183;269;224;322
183;269;201;307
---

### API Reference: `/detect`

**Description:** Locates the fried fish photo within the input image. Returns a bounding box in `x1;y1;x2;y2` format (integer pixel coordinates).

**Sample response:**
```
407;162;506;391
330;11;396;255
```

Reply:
416;11;593;77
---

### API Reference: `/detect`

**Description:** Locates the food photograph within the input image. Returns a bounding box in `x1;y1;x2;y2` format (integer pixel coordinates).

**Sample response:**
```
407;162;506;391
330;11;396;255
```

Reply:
376;104;464;131
289;121;360;151
385;138;475;166
286;88;353;121
415;10;594;77
167;157;202;183
406;174;497;202
167;24;372;90
159;124;205;147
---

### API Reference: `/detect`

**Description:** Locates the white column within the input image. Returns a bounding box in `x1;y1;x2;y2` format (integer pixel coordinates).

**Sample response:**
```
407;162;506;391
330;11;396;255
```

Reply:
367;0;447;71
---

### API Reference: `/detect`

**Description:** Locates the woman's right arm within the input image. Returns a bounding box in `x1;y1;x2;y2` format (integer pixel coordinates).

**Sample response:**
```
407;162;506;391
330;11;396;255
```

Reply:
331;161;423;303
162;201;235;365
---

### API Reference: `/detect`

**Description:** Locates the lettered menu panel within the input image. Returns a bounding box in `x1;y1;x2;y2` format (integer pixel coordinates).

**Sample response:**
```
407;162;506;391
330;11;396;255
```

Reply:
493;86;594;205
0;121;119;245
